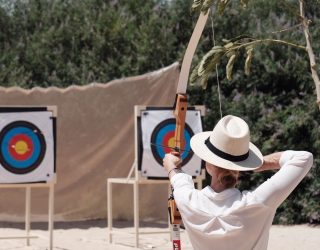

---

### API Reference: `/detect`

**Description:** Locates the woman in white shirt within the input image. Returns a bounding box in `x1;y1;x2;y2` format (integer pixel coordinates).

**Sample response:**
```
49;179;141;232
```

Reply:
163;115;313;250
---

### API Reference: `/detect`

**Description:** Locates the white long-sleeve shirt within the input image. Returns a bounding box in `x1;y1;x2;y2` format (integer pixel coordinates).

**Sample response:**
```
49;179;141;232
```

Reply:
171;151;313;250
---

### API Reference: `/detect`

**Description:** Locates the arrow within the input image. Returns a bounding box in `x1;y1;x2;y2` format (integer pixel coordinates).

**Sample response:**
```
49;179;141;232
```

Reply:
150;143;191;153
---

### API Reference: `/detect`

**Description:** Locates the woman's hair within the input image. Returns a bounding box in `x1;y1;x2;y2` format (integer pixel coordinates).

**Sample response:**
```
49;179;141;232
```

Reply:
217;168;238;188
219;174;237;188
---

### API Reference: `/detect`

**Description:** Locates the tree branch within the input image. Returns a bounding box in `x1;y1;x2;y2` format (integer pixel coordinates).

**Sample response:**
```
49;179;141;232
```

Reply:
230;39;306;51
299;0;320;109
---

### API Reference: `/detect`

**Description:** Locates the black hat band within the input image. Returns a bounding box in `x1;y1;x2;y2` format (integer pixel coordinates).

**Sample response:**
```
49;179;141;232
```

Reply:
204;137;249;162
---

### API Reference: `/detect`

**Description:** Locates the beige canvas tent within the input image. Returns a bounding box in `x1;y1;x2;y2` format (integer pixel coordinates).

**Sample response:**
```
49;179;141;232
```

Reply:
0;63;180;221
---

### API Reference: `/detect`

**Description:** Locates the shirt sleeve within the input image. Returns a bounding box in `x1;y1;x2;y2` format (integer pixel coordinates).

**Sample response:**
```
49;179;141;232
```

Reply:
170;172;195;191
170;172;198;205
253;150;313;208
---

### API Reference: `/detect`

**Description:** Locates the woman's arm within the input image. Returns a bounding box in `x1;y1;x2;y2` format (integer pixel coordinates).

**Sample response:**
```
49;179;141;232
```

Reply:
163;153;198;204
253;151;313;208
254;152;284;172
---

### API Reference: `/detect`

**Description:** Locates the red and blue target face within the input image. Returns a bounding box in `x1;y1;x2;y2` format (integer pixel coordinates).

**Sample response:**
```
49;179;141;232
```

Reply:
150;118;193;166
0;121;46;174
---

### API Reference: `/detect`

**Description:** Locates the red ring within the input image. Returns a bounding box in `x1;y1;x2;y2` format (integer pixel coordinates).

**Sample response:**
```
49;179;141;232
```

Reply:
8;134;33;161
162;131;175;154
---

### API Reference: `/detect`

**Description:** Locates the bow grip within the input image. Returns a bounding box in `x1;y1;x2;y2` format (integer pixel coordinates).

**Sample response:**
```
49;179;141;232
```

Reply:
173;94;188;157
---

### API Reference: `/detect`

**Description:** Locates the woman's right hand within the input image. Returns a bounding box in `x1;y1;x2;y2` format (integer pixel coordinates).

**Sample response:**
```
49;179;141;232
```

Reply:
254;152;283;172
163;153;181;173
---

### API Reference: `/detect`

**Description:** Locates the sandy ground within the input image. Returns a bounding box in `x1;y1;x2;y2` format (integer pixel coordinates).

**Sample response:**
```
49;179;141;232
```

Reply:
0;220;319;250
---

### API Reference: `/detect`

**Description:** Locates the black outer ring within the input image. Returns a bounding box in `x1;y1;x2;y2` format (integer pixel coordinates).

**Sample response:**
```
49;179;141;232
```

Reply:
0;121;46;174
150;118;194;167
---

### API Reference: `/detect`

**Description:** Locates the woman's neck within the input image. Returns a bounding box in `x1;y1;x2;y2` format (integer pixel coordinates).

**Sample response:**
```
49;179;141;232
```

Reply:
210;176;229;193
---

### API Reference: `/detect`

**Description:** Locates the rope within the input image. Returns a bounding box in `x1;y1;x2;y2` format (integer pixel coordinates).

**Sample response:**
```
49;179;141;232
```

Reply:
210;8;223;119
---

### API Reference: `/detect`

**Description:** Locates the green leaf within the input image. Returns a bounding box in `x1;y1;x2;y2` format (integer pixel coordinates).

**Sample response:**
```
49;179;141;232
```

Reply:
245;48;254;75
190;46;225;88
198;46;224;76
240;0;250;8
226;49;237;58
200;75;209;89
201;0;215;14
222;38;231;43
226;54;236;81
228;34;253;43
190;64;201;84
192;0;205;12
218;0;230;15
224;42;234;49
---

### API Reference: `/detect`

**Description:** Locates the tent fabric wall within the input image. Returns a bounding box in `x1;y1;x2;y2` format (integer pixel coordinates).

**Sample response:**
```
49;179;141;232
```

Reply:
0;63;180;221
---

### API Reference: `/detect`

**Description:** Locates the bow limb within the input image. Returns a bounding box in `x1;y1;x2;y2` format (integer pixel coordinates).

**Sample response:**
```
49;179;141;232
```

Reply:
173;11;209;153
177;11;210;94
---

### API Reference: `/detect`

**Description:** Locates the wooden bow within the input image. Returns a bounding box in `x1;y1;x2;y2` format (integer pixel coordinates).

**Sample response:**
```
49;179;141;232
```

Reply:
168;93;187;225
167;10;209;250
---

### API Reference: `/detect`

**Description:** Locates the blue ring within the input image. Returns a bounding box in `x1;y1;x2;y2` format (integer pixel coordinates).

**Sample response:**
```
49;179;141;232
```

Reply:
154;124;191;160
1;127;41;169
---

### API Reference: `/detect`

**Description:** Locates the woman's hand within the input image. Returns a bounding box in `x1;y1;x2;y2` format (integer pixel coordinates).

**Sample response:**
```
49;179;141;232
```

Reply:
254;152;283;172
163;153;182;173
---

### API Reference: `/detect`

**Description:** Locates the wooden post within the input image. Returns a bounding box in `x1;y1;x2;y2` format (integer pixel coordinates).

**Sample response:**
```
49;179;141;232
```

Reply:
107;180;113;243
133;180;139;248
48;183;54;250
0;183;54;249
25;186;31;246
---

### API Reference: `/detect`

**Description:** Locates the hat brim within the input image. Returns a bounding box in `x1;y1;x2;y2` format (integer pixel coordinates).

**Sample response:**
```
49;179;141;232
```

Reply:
190;131;263;171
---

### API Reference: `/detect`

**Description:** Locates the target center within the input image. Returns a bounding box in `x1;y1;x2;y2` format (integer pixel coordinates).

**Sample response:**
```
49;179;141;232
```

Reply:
167;137;175;148
14;141;29;155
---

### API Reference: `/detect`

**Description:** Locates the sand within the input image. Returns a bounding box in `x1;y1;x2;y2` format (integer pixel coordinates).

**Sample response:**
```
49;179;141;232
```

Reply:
0;220;319;250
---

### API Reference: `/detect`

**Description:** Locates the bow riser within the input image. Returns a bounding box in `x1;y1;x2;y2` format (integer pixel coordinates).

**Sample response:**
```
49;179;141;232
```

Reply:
174;94;188;153
168;94;188;226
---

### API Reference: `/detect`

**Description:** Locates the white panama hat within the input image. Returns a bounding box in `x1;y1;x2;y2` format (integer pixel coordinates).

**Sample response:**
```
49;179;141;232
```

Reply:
190;115;263;171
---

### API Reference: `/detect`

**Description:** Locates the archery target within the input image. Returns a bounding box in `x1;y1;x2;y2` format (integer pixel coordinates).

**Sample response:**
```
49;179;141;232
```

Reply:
140;109;203;178
0;121;46;174
0;110;56;183
150;118;193;166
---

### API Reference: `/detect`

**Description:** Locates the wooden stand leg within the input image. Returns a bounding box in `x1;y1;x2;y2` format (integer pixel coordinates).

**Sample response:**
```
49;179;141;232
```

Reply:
133;181;139;248
48;183;54;250
25;187;31;246
0;183;55;248
107;180;113;244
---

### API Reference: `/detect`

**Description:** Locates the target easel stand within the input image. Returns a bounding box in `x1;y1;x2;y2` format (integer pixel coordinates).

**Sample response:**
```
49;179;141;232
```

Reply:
0;106;57;250
107;105;206;248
